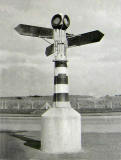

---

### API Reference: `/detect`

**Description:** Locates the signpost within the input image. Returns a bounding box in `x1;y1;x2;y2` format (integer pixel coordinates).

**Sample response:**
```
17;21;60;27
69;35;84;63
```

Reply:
15;14;104;153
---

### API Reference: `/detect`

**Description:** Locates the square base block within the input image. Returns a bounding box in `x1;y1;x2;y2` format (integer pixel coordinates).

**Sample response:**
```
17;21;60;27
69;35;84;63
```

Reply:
40;107;81;153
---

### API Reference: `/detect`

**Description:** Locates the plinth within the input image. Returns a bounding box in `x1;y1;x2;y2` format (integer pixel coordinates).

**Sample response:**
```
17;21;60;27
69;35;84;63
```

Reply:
40;107;81;153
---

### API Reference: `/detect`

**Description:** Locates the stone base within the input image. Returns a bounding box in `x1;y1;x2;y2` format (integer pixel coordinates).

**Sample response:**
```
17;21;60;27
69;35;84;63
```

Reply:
40;107;81;153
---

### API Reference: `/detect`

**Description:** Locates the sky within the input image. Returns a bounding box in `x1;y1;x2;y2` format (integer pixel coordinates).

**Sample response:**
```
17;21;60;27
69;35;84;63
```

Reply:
0;0;121;97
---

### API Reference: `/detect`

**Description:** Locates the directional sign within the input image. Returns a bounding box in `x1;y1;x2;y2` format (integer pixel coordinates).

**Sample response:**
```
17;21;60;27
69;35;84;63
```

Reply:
45;30;104;56
15;24;104;57
15;24;53;39
67;30;104;47
45;44;54;56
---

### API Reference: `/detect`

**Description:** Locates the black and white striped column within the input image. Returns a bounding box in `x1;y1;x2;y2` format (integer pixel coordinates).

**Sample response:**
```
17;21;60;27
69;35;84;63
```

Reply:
53;60;70;108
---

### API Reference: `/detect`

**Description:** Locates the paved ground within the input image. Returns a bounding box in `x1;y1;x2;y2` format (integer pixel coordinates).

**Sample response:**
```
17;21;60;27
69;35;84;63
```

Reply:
1;114;121;160
0;131;121;160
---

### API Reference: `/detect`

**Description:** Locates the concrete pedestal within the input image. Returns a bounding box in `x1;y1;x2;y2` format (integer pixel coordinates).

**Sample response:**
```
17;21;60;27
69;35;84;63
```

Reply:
40;107;81;153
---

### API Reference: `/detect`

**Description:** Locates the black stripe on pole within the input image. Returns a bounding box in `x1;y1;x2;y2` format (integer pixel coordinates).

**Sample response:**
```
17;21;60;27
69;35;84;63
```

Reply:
53;93;69;102
55;61;67;67
54;74;68;84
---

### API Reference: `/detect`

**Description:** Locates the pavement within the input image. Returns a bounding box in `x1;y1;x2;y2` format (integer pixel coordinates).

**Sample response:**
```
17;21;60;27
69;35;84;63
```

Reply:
1;113;121;159
0;131;121;160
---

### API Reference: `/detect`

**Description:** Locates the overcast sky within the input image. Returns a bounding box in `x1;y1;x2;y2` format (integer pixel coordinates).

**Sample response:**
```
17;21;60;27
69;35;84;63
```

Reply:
0;0;121;97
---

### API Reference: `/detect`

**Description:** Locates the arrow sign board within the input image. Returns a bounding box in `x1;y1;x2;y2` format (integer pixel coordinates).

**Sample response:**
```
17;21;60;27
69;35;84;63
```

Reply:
45;30;104;56
67;30;104;47
45;44;54;56
15;24;53;39
15;24;104;56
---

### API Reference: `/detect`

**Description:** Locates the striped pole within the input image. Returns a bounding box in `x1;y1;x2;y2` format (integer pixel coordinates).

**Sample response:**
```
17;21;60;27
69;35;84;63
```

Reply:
53;60;70;108
53;29;71;108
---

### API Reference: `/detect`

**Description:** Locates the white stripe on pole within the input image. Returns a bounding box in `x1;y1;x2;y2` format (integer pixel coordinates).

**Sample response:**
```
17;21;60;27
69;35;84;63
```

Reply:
54;84;69;93
54;67;68;76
